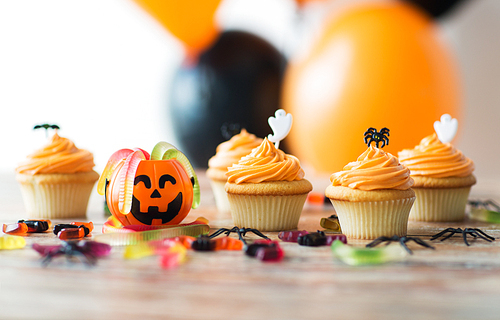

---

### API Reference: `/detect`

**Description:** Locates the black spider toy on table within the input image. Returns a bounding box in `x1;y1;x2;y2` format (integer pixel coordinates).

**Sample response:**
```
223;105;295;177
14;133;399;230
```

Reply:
366;235;434;254
431;228;495;246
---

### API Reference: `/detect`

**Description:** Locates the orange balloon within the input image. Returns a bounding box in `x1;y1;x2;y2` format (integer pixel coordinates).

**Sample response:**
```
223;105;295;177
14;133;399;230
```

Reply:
282;1;461;173
133;0;221;56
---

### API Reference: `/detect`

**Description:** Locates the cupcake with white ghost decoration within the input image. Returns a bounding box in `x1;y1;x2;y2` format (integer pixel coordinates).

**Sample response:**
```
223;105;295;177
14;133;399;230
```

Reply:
398;114;476;222
225;110;312;231
207;127;263;216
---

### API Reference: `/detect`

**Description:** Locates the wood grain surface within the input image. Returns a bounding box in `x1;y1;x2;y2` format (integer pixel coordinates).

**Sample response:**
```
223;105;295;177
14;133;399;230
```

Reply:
1;172;500;320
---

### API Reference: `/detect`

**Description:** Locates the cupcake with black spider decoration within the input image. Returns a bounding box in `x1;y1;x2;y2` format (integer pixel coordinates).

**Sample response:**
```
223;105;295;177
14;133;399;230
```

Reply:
15;124;99;219
325;127;415;240
206;125;263;216
398;114;476;222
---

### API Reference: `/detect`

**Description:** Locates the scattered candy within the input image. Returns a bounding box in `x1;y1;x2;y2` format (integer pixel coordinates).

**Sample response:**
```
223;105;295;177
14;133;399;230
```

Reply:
331;240;407;266
468;199;500;223
297;231;347;247
278;230;309;243
0;235;26;250
3;220;51;235
245;240;284;262
95;218;209;246
160;244;187;269
320;215;341;232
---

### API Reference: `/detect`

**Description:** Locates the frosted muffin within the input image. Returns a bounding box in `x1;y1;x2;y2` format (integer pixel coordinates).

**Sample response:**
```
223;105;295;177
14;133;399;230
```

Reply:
225;138;312;231
325;146;415;239
398;133;475;222
16;131;99;219
206;129;263;215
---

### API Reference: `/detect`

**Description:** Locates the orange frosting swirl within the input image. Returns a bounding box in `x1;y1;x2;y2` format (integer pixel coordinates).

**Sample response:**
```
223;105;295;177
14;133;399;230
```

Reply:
16;132;96;174
398;133;474;178
331;146;413;191
226;138;305;184
208;129;263;170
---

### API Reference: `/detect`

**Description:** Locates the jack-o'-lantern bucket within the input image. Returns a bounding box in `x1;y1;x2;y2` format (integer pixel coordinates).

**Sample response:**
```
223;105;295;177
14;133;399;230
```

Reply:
97;142;200;226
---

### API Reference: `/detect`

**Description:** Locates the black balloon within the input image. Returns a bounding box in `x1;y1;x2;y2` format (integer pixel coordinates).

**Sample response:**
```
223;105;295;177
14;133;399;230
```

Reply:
169;30;287;168
401;0;467;17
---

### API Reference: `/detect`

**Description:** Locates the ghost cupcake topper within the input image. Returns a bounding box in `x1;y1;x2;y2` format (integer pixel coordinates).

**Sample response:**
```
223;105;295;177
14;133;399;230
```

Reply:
364;127;390;148
433;114;458;143
268;109;292;149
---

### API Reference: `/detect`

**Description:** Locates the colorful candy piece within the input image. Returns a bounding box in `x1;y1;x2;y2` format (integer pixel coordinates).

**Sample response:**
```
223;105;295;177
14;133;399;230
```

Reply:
214;237;244;251
58;226;91;240
298;231;347;246
278;230;309;242
3;219;51;235
0;235;26;250
245;240;284;262
3;223;28;235
19;220;51;232
71;222;94;232
470;209;500;224
160;244;187;269
331;240;406;266
320;215;341;232
123;243;156;259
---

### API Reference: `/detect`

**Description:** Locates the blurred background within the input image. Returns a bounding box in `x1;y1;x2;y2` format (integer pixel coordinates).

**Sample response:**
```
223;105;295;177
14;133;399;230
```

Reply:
0;0;499;196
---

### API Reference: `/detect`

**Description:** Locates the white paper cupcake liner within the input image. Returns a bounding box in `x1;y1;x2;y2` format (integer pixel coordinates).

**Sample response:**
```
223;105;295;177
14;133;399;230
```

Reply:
227;193;308;231
329;197;415;240
208;179;231;216
409;187;471;222
18;180;96;219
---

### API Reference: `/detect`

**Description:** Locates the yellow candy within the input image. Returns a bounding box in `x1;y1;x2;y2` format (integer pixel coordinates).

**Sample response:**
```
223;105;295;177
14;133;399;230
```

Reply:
0;235;26;250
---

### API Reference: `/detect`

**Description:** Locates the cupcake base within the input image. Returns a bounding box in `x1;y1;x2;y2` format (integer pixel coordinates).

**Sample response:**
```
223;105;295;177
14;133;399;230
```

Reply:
227;193;309;231
208;178;231;216
409;187;471;222
16;171;99;219
329;197;415;240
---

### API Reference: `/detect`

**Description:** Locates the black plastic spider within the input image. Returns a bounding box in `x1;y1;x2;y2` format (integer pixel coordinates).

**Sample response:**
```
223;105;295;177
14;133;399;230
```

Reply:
468;199;500;212
33;241;111;267
366;235;434;254
209;227;269;245
364;127;390;148
430;228;495;246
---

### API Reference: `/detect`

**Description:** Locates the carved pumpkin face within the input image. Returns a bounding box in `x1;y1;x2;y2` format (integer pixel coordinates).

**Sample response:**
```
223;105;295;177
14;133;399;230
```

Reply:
106;160;194;226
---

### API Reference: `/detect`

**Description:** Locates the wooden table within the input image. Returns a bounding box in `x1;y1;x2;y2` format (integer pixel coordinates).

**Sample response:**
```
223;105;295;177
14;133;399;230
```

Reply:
1;172;500;320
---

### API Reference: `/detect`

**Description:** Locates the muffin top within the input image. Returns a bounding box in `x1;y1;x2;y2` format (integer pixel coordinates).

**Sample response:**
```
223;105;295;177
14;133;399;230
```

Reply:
330;146;413;191
16;132;96;174
226;138;305;184
398;133;474;178
208;129;263;171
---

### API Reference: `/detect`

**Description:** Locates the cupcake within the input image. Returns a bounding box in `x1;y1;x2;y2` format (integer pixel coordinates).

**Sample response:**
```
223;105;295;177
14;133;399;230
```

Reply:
15;129;99;219
398;133;475;222
206;129;263;215
225;138;312;231
325;144;415;240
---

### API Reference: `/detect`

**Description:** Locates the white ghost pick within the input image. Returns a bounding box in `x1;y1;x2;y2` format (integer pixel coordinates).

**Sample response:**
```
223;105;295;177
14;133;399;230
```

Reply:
433;114;458;143
268;109;293;149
